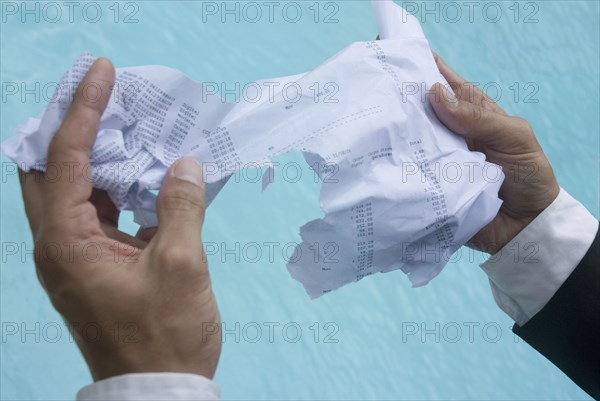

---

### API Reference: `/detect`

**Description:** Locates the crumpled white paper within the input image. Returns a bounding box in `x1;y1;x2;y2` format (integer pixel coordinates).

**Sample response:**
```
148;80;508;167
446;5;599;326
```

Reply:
1;0;504;298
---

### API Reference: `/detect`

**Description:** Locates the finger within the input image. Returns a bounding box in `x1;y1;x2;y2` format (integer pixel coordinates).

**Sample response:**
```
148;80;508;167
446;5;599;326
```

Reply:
135;227;158;243
88;189;149;247
429;83;534;151
432;52;506;115
432;52;469;90
45;58;115;213
89;189;119;228
101;226;149;249
151;157;206;256
19;169;46;235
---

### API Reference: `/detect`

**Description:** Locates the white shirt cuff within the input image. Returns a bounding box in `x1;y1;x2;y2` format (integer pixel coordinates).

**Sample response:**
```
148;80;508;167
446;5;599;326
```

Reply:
76;373;220;401
480;188;598;326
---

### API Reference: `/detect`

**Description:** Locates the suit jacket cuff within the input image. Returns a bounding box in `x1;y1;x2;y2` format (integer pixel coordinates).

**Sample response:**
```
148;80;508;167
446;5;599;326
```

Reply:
480;188;598;326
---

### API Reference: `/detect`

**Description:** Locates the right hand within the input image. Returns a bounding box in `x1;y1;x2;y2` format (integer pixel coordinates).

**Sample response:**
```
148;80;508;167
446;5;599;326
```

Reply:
429;53;560;253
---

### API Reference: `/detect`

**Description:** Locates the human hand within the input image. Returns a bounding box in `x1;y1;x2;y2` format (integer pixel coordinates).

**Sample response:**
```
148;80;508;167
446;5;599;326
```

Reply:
18;58;221;381
429;53;560;252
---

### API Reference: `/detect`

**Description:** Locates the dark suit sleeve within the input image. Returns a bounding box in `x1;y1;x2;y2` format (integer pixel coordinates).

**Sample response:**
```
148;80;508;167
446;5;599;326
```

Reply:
512;227;600;400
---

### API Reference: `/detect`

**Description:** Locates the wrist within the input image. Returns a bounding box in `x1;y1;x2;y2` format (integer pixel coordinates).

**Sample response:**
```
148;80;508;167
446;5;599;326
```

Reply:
74;324;221;382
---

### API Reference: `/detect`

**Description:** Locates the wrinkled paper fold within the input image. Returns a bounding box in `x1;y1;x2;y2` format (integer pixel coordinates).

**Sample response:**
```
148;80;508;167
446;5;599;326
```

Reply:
1;0;504;297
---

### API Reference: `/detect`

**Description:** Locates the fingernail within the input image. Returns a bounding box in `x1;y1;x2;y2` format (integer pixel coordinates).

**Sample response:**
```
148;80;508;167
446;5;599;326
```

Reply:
174;157;203;188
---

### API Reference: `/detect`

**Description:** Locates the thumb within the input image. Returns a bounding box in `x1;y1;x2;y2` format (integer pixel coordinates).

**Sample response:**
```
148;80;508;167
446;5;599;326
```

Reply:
429;83;530;151
153;157;206;250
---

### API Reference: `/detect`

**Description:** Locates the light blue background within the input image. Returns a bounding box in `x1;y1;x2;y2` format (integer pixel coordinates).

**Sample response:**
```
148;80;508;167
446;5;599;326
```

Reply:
1;1;598;399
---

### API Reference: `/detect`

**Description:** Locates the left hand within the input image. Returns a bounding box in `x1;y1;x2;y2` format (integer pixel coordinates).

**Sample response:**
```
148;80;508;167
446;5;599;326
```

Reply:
19;57;222;381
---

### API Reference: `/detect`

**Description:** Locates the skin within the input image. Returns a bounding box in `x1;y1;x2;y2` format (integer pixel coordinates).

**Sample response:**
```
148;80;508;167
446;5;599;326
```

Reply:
429;52;560;253
18;58;221;381
17;54;559;380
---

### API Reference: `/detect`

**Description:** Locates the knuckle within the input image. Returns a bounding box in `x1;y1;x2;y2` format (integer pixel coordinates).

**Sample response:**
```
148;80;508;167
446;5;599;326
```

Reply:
460;104;485;136
468;104;484;123
160;187;205;217
513;117;534;134
154;245;202;271
47;134;87;164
